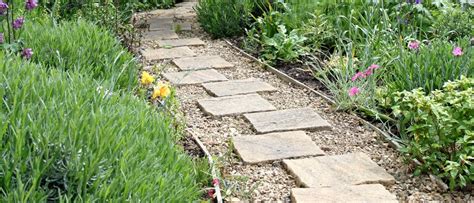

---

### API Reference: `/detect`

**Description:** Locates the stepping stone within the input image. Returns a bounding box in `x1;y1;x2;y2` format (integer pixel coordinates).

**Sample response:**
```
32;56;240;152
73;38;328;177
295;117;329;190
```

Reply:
244;108;331;134
197;94;276;117
203;79;277;97
163;69;228;86
283;152;396;188
173;56;234;71
141;47;196;61
232;131;324;164
291;184;397;203
150;22;192;31
157;38;205;48
142;30;179;41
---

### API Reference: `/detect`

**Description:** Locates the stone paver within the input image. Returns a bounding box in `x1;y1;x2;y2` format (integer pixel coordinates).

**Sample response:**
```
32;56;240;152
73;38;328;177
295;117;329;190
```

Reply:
157;38;205;48
163;69;228;86
203;79;277;97
244;108;331;134
291;184;398;203
283;152;396;188
172;55;234;71
150;22;192;31
232;131;324;164
142;30;179;41
197;94;276;117
141;47;196;61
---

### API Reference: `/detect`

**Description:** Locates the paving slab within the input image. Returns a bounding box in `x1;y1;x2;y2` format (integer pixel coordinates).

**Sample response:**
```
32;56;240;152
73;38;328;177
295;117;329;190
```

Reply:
141;47;196;61
172;56;234;71
163;69;228;86
291;184;398;203
244;108;331;134
283;152;396;188
197;94;276;117
142;30;179;41
233;131;324;164
157;38;205;48
203;79;277;97
150;22;192;31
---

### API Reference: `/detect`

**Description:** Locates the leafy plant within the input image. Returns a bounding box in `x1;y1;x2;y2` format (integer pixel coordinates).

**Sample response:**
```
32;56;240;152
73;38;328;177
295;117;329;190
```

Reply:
0;53;207;201
392;76;474;189
196;0;256;38
385;38;473;93
22;19;138;90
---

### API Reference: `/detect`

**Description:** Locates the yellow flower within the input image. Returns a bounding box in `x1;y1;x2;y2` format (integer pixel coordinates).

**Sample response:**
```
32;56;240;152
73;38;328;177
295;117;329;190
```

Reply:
152;83;171;100
141;71;154;86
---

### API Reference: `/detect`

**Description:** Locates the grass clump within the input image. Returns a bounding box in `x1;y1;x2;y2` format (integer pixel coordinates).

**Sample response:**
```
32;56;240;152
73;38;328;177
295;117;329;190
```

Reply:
22;19;138;90
0;53;206;201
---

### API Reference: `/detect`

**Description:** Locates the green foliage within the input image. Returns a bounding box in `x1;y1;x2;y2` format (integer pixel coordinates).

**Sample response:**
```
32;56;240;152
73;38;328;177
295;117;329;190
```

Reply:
392;77;474;189
386;38;473;93
0;53;206;201
430;6;474;41
22;19;138;90
196;0;257;38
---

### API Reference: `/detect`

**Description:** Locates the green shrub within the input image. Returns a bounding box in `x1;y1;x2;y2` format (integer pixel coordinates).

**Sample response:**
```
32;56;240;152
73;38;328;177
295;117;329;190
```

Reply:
22;19;138;90
196;0;256;38
385;38;473;93
392;77;474;189
0;53;206;201
430;6;474;41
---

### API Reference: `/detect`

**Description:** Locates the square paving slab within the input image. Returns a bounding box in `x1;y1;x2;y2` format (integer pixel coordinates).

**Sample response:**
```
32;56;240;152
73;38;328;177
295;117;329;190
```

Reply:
291;184;397;203
197;94;276;117
172;56;234;71
283;152;396;188
203;79;277;97
157;38;205;48
142;30;179;41
162;69;228;86
141;47;196;61
244;108;331;134
232;131;325;164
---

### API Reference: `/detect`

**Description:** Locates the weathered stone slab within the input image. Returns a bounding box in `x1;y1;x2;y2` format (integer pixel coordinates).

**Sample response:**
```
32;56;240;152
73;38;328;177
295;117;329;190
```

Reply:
157;38;205;48
291;184;398;203
150;22;192;31
203;79;277;97
283;153;396;188
141;47;196;61
197;94;276;117
172;56;234;71
244;108;331;134
142;30;179;41
233;131;324;164
163;69;228;86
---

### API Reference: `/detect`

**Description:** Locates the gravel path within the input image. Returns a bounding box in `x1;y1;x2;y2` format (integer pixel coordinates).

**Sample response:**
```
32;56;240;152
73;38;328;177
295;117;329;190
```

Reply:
137;9;472;202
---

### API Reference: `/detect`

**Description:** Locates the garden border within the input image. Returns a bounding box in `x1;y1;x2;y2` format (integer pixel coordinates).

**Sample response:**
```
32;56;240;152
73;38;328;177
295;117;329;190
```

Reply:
222;39;450;191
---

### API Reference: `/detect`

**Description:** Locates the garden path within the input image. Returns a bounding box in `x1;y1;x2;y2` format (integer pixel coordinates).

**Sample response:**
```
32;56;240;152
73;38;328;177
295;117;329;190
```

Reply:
137;1;398;202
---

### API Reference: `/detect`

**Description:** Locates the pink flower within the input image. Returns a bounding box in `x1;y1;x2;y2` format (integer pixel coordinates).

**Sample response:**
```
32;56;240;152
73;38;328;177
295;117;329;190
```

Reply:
212;178;219;186
0;33;3;44
368;64;380;70
364;68;373;77
13;17;24;30
452;47;463;56
348;87;360;97
351;72;366;81
408;40;420;50
208;189;215;199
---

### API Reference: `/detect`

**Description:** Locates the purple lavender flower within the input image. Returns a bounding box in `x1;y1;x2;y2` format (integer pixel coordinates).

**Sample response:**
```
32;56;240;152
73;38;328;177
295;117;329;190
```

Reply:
0;33;4;44
0;1;8;15
13;17;25;30
22;48;33;59
25;0;38;11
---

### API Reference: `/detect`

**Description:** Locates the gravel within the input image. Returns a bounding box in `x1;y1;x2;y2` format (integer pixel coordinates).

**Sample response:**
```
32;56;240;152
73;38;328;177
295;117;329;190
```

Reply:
139;20;473;202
